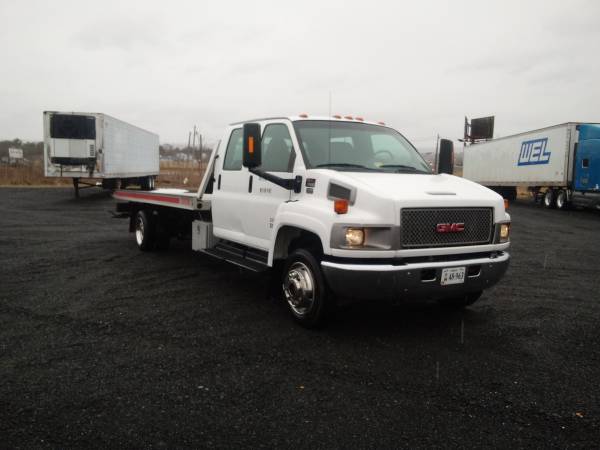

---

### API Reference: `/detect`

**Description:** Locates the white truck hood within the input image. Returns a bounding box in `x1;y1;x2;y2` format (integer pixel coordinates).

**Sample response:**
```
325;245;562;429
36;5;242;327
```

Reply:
327;171;503;205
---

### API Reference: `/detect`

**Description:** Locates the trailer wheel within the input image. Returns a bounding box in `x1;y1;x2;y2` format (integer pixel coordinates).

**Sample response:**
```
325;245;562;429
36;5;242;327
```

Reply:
543;190;556;209
282;249;332;328
73;178;80;198
141;176;155;191
135;210;156;251
439;291;483;309
556;190;569;210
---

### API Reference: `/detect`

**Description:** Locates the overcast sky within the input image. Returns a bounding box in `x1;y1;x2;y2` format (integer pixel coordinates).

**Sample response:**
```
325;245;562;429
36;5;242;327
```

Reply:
1;0;599;150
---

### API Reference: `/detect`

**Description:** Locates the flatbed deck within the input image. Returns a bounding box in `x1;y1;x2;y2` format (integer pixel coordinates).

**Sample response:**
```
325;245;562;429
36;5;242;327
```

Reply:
113;189;210;211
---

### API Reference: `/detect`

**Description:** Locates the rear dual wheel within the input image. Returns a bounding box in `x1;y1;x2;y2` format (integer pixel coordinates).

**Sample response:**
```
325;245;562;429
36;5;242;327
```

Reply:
556;190;569;210
543;189;569;210
140;176;156;191
134;210;170;251
543;190;556;208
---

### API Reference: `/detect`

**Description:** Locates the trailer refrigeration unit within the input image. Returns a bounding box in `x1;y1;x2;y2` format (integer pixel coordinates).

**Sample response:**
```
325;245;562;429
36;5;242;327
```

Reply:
113;115;511;328
462;123;600;210
44;111;159;197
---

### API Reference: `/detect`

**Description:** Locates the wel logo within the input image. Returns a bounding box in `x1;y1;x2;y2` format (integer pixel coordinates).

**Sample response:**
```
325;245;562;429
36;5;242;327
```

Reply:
518;138;551;166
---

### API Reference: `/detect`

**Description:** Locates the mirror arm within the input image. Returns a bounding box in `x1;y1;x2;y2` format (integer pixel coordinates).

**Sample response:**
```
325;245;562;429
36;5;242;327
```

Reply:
249;168;302;194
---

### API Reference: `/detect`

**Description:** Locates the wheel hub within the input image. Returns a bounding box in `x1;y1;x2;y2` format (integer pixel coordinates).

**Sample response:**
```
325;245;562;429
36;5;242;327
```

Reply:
283;262;315;316
135;216;144;246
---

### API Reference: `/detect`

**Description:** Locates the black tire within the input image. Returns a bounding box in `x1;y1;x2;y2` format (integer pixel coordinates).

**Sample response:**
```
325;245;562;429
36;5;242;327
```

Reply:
543;190;556;209
135;210;156;251
556;190;569;210
281;248;333;328
73;178;80;198
439;291;483;310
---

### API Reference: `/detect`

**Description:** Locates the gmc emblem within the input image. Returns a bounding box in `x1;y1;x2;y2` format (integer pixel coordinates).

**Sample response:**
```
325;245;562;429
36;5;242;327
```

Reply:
436;222;465;233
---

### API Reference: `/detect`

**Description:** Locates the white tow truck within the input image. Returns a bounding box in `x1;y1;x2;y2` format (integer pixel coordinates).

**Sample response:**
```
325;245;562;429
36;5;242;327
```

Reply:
114;116;511;327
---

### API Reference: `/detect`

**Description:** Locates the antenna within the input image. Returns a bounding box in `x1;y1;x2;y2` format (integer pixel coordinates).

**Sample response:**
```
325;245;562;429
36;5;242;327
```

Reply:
434;134;440;173
328;91;332;163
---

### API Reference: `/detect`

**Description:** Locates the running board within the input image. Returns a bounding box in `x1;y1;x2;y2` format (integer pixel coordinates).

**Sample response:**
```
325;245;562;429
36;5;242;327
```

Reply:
200;241;269;273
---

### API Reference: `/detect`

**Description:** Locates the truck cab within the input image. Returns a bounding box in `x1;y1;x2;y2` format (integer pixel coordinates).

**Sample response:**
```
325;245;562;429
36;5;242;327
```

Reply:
116;115;511;327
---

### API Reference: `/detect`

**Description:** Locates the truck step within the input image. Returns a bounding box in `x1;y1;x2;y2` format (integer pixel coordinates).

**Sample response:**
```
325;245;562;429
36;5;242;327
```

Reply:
201;241;269;273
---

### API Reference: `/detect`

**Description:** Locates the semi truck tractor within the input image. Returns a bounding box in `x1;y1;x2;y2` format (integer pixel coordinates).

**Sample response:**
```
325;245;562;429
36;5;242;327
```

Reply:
44;111;159;197
113;115;511;327
463;122;600;210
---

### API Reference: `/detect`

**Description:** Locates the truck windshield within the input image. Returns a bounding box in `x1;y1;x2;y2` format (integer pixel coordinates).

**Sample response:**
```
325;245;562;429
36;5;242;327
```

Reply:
293;120;431;173
50;114;96;140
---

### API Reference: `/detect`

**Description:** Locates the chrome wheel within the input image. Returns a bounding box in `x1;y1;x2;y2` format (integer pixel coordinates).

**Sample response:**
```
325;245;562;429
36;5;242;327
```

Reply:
283;262;315;316
135;215;144;246
556;190;567;209
543;190;554;208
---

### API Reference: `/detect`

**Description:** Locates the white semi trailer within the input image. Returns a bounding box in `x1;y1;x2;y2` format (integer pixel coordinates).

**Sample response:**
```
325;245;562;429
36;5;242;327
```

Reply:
463;123;600;210
43;111;159;197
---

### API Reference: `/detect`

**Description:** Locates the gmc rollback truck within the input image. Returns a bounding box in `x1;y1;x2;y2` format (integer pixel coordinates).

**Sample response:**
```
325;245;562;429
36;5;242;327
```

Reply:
114;116;511;327
463;122;600;210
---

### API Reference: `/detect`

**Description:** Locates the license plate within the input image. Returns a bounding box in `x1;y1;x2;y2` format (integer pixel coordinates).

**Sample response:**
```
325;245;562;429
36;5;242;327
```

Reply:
440;267;466;285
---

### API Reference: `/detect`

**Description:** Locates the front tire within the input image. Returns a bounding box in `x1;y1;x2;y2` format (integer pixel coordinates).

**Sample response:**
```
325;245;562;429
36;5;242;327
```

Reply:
282;249;332;328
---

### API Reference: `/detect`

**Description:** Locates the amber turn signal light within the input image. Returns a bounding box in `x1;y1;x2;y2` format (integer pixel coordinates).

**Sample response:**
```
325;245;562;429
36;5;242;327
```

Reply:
248;136;254;154
504;199;509;210
334;199;348;214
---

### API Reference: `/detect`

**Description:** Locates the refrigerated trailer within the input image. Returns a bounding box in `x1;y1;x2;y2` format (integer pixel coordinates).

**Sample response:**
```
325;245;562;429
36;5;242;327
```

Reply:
463;123;600;209
44;111;159;197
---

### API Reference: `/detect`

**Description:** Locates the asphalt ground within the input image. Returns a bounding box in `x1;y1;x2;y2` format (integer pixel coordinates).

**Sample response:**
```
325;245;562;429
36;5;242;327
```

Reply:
1;187;599;448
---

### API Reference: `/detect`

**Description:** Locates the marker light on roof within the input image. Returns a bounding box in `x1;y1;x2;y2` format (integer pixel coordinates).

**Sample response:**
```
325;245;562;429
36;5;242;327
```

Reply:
355;117;364;121
333;114;342;119
299;113;308;118
344;115;354;120
377;121;386;125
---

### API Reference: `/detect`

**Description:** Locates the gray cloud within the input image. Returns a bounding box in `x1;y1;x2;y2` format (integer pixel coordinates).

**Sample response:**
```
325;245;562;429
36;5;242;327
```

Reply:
1;0;599;146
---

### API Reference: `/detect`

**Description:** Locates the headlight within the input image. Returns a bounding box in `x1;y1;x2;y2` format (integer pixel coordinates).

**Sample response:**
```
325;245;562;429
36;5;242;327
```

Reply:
345;228;365;246
499;223;510;242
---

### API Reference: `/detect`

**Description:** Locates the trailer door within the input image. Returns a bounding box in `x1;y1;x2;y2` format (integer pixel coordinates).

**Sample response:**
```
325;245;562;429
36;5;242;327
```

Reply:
574;124;600;191
49;114;97;165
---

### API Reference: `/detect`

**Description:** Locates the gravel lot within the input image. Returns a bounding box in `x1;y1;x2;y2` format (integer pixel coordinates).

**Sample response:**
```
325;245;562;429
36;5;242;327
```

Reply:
1;187;599;448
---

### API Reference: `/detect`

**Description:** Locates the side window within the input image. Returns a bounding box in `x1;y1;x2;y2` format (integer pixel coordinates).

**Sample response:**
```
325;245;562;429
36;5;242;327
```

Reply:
261;124;295;172
223;128;243;170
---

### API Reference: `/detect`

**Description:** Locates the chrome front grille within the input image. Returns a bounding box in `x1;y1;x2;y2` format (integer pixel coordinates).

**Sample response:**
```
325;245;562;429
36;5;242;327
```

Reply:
400;207;493;248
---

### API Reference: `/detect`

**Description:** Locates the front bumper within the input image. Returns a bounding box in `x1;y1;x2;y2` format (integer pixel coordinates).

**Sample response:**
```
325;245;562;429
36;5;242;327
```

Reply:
321;252;509;302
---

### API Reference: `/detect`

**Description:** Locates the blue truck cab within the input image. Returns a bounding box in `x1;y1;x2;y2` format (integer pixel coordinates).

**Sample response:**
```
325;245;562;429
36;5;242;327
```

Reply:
574;124;600;194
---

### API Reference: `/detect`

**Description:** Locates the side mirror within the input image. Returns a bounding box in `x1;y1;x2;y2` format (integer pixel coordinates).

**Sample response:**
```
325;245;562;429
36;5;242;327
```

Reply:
438;138;454;174
243;123;261;168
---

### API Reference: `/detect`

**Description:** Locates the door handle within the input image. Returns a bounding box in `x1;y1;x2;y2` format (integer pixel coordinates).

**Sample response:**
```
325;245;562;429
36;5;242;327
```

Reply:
217;174;221;190
248;175;253;193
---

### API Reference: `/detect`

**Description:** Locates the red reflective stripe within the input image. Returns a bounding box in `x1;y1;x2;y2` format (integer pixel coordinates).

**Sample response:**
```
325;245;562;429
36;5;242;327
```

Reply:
114;191;181;204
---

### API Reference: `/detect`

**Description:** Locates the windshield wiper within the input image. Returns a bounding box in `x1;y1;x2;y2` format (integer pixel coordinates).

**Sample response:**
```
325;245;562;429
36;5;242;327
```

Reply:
315;163;379;171
379;164;429;173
